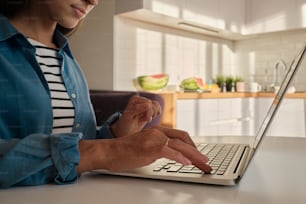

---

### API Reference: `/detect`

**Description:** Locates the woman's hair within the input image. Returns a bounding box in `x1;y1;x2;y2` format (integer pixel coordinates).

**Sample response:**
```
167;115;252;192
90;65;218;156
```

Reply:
0;0;82;36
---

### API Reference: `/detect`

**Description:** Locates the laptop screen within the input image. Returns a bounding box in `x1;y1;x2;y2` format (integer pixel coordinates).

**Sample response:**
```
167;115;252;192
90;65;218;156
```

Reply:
252;45;306;148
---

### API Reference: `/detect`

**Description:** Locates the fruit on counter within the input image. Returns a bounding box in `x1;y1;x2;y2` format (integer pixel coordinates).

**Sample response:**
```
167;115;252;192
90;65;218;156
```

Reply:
203;83;220;91
136;74;169;91
180;77;204;90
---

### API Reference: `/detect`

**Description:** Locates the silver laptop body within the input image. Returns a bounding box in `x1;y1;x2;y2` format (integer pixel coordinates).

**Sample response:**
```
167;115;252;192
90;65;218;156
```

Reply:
94;45;306;186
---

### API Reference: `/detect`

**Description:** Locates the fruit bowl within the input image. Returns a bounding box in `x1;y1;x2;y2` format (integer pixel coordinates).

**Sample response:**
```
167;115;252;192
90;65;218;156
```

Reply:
134;74;169;91
180;77;221;93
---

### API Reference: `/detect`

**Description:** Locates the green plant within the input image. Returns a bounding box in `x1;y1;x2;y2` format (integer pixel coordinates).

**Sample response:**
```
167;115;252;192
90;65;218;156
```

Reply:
225;76;235;92
225;76;234;85
234;76;243;84
214;75;225;88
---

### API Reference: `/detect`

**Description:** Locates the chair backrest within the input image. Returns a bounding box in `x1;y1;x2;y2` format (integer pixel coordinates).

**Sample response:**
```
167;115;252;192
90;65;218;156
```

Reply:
89;90;164;128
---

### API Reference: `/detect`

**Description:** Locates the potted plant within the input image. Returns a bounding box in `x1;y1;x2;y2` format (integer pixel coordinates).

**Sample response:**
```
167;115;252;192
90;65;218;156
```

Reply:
234;76;243;92
214;75;225;89
225;76;234;92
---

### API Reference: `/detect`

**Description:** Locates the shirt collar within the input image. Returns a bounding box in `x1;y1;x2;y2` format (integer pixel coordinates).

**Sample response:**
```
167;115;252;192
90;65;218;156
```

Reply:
0;13;73;57
0;14;19;41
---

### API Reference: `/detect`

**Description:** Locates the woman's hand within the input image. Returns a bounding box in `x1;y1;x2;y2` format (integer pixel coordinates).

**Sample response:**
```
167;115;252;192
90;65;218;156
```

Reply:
110;95;162;138
77;126;212;174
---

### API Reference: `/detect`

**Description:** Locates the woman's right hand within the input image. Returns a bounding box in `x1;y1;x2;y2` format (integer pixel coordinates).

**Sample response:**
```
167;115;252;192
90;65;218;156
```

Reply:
77;126;212;174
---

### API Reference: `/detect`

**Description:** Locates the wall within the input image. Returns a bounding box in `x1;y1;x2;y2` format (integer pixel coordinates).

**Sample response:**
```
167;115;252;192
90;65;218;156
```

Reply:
68;0;306;93
234;29;306;92
69;0;114;90
114;16;306;91
114;16;234;91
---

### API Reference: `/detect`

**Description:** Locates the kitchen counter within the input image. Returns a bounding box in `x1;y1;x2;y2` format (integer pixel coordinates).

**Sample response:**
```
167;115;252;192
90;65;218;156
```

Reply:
157;91;306;128
1;136;306;204
162;91;306;99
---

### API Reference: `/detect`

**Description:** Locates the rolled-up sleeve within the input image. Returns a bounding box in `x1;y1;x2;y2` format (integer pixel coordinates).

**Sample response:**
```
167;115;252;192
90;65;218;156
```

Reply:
96;112;121;139
0;133;82;188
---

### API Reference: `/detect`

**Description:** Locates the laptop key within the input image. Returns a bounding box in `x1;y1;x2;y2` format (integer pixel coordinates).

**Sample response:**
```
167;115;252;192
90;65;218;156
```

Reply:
167;165;183;172
154;143;241;176
179;169;203;174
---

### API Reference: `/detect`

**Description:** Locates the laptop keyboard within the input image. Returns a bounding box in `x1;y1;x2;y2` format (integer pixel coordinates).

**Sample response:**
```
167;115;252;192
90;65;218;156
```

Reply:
153;143;240;175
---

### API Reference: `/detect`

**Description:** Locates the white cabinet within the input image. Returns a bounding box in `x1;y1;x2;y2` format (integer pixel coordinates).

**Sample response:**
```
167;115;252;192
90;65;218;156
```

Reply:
219;0;246;33
150;0;184;18
182;0;245;33
176;98;257;137
176;98;305;137
297;0;306;28
182;0;220;29
115;0;245;32
114;0;244;39
258;98;306;137
244;0;305;34
115;0;306;37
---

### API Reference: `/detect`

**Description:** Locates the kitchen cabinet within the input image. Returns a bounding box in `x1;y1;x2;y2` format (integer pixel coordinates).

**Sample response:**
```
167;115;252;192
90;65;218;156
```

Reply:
176;98;305;137
297;0;306;28
114;0;244;40
176;98;257;137
180;0;245;33
115;0;306;37
182;0;245;33
181;0;220;29
258;98;306;137
244;0;306;34
159;92;306;137
219;0;246;33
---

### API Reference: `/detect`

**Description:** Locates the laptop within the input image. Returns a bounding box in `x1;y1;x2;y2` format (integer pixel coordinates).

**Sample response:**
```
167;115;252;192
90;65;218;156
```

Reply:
93;45;306;186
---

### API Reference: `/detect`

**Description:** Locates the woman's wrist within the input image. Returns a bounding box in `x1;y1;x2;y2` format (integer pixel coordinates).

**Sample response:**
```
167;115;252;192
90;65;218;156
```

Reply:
77;139;113;173
110;122;122;138
104;112;122;138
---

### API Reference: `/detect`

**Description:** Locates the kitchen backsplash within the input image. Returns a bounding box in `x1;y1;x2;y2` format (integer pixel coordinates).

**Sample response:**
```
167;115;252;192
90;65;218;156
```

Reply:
114;16;306;92
234;30;306;92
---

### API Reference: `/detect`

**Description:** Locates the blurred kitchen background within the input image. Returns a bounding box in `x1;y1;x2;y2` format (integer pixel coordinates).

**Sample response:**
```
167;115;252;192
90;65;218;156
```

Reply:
69;0;306;137
70;0;306;91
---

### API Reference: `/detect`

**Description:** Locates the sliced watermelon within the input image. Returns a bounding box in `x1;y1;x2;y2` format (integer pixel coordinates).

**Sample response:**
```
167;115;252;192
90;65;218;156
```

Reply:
180;77;204;90
137;74;169;90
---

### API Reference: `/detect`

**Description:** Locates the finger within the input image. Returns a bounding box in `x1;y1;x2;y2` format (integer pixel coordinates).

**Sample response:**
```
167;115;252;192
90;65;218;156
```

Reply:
124;101;153;121
168;138;212;173
168;138;209;163
128;95;152;106
155;126;196;147
151;100;162;118
160;146;192;166
128;96;161;120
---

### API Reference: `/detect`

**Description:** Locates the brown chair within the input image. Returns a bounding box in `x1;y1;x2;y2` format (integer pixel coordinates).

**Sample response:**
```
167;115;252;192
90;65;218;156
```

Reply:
89;90;164;128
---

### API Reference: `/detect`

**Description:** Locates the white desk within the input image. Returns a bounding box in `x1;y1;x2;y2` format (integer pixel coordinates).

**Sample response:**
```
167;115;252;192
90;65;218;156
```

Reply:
1;136;306;204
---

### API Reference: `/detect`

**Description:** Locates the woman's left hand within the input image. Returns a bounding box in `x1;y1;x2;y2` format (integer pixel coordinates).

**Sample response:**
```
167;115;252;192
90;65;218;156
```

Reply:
110;95;162;137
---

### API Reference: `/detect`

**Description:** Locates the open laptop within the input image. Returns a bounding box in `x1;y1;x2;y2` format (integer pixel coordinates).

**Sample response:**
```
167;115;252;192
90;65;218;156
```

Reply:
93;45;306;186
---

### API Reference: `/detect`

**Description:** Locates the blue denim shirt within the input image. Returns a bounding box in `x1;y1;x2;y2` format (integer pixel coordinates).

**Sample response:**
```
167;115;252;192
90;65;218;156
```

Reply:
0;15;118;188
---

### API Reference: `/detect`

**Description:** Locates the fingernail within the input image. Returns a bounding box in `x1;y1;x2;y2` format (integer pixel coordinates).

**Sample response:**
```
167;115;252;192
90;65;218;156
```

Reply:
182;158;192;165
206;165;213;173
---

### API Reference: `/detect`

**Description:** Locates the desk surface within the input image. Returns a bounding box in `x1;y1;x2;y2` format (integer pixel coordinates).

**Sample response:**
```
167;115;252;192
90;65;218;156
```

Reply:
1;136;306;204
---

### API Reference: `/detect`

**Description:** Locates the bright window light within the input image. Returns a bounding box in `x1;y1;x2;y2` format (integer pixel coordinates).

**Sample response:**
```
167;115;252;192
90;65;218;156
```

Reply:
302;4;306;27
152;0;179;18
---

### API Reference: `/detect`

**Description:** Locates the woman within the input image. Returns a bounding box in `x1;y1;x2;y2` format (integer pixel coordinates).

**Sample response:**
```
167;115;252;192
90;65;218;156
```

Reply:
0;0;211;188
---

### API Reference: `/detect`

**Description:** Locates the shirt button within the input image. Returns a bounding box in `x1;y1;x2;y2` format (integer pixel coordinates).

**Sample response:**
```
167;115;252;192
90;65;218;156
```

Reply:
71;93;76;99
75;123;81;128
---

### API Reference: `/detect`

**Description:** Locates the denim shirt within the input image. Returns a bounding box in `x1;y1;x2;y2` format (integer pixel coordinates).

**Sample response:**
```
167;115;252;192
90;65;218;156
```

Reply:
0;15;119;188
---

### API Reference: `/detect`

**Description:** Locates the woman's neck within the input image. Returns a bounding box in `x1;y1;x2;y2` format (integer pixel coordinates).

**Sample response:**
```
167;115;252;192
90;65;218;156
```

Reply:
9;11;58;48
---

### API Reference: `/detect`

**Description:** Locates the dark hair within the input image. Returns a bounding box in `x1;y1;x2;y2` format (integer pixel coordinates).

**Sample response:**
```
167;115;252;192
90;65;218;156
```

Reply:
0;0;82;36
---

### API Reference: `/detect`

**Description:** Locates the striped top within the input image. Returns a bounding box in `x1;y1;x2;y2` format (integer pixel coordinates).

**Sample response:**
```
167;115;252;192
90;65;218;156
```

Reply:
28;38;75;134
